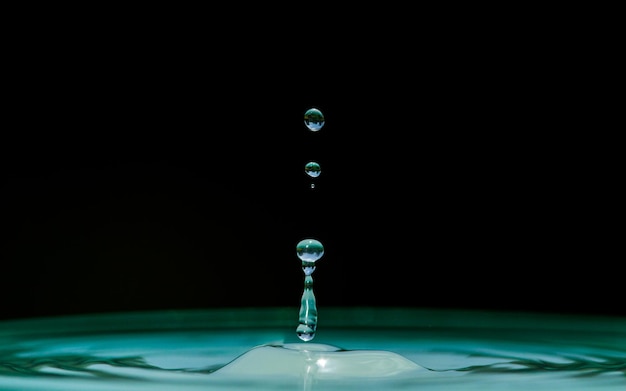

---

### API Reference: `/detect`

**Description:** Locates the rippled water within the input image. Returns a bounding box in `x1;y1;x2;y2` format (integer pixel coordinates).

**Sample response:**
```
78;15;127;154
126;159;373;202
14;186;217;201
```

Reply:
0;308;624;390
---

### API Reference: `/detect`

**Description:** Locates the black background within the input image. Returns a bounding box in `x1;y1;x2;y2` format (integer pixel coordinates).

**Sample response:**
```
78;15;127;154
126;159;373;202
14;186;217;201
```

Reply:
1;14;620;321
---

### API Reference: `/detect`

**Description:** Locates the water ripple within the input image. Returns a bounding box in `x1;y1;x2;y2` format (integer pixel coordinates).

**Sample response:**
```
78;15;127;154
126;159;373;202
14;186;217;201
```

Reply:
452;353;626;377
1;346;625;381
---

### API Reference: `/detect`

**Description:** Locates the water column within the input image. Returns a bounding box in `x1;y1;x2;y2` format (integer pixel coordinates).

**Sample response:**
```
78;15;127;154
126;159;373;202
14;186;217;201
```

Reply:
296;108;325;342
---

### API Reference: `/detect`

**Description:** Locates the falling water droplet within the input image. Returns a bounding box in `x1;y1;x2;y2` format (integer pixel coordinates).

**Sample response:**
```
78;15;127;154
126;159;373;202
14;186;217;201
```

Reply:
295;238;324;341
304;161;321;178
305;161;321;190
304;108;325;132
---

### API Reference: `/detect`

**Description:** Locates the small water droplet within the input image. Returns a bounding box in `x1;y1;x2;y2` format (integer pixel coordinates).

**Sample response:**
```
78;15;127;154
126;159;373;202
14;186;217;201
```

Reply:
304;161;321;178
304;108;325;132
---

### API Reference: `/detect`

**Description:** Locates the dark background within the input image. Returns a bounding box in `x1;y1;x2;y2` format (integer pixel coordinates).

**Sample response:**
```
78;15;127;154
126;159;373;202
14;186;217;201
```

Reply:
1;16;619;321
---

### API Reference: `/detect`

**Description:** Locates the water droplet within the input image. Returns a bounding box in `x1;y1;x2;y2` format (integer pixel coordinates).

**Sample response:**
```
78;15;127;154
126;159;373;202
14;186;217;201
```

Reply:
305;161;321;178
296;238;324;341
296;239;324;263
304;108;325;132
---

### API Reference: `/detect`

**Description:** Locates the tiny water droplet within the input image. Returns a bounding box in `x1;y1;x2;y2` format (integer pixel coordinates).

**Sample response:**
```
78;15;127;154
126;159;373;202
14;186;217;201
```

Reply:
305;161;321;178
304;108;325;132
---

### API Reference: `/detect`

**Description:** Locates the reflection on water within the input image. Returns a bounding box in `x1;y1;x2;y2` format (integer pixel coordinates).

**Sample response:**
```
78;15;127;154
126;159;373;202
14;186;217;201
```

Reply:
454;350;626;376
0;353;166;377
0;308;625;390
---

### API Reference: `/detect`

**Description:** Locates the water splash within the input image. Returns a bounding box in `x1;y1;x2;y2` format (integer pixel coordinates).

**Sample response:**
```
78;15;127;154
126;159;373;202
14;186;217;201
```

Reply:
297;107;325;342
295;238;324;342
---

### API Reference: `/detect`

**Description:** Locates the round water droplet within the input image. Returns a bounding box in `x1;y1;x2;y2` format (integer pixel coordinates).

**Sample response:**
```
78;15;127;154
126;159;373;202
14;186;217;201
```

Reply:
304;108;325;132
305;161;321;178
296;239;324;263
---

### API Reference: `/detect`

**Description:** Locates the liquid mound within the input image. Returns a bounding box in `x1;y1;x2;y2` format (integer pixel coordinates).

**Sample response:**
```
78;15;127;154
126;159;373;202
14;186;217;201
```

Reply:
214;342;426;379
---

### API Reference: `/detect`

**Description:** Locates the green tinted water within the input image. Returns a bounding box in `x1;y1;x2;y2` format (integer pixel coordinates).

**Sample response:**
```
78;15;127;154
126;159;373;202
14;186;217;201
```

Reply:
0;308;624;390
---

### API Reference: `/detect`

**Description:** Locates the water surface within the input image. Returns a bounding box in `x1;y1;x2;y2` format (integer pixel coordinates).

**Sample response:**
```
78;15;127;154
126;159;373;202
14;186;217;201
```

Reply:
0;308;624;390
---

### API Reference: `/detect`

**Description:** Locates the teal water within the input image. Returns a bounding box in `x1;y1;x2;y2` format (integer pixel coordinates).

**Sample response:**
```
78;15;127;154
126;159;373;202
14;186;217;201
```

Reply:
0;308;624;390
